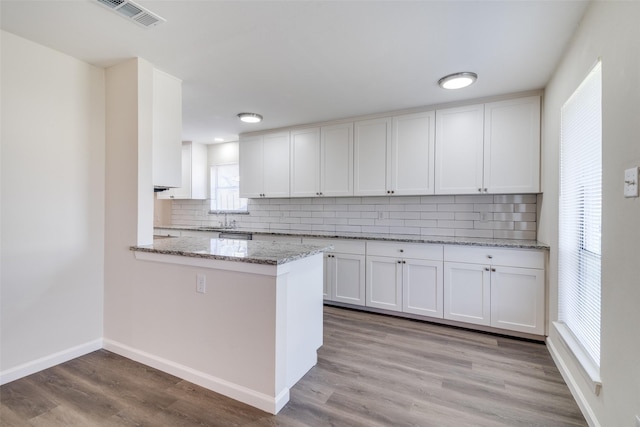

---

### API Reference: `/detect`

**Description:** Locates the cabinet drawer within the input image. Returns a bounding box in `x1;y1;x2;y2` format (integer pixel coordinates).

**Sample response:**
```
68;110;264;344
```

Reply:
303;238;365;255
444;245;544;269
367;241;443;261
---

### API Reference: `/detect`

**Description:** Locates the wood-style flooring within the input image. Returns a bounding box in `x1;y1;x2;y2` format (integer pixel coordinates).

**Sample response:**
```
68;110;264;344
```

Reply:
0;306;587;426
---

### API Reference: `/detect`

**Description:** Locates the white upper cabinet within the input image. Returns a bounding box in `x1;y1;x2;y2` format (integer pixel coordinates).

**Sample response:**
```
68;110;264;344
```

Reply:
391;111;436;195
238;135;264;198
435;96;541;194
291;124;353;198
240;93;541;198
484;96;541;194
239;132;290;198
355;112;435;196
290;127;320;197
321;123;353;197
152;69;182;189
354;117;391;196
435;104;485;194
157;142;207;200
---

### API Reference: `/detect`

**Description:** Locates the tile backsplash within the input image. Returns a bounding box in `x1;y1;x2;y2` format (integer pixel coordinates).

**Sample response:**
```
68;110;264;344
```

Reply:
170;194;538;240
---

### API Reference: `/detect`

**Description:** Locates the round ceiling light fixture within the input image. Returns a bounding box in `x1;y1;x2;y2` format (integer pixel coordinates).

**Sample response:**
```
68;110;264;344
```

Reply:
237;112;263;123
438;72;478;90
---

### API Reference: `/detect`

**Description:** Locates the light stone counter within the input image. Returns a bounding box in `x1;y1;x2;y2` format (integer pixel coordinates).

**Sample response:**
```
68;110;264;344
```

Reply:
131;236;330;265
154;226;550;250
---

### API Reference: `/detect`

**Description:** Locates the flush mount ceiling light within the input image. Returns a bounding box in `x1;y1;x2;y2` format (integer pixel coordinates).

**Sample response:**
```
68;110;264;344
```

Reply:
237;113;263;123
438;72;478;90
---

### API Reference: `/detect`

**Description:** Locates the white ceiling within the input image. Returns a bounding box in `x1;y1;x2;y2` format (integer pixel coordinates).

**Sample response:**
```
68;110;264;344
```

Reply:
1;0;589;143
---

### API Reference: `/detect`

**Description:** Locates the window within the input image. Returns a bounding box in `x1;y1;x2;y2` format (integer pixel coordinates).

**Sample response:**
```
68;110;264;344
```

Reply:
558;61;602;375
209;163;247;213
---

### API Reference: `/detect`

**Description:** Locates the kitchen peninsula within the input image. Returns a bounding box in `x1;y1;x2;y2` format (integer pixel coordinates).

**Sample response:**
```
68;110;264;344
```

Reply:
116;236;329;414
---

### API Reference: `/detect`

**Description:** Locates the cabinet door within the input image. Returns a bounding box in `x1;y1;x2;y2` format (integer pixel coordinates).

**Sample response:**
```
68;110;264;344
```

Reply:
435;104;485;194
290;128;320;197
366;255;402;311
391;111;435;195
171;142;192;198
332;253;366;306
484;96;541;194
443;261;491;326
157;142;191;200
262;132;290;198
321;123;353;197
402;258;443;318
190;142;208;199
490;266;545;334
164;142;208;200
152;69;182;189
354;117;392;196
239;135;264;198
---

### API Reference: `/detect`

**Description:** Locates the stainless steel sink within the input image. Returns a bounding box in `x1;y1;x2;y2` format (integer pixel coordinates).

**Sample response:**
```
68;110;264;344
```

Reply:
219;231;252;240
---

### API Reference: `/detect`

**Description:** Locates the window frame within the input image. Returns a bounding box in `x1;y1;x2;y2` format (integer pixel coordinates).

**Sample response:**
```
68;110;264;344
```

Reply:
208;163;249;214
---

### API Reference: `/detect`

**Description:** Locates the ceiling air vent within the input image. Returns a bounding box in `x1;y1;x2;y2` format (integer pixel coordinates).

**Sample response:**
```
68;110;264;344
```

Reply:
94;0;166;28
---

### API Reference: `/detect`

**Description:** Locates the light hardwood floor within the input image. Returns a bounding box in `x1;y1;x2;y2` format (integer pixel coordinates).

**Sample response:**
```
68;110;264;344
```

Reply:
0;306;586;426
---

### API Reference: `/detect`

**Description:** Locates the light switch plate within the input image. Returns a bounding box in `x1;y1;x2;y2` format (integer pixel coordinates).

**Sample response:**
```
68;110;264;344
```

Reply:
624;167;639;198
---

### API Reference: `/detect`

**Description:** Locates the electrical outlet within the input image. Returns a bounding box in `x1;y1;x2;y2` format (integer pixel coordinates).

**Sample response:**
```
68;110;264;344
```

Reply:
624;167;639;198
196;274;206;294
377;211;389;220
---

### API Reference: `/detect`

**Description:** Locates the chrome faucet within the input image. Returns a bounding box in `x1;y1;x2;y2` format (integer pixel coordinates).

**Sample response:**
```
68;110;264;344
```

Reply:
219;213;237;229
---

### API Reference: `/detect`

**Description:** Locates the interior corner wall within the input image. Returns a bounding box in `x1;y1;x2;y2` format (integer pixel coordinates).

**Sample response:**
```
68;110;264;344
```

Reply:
539;2;640;426
0;31;105;378
103;57;155;346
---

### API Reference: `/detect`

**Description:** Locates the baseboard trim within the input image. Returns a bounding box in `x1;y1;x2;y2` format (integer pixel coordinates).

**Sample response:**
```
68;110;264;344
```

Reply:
103;339;288;415
547;337;601;427
0;338;103;386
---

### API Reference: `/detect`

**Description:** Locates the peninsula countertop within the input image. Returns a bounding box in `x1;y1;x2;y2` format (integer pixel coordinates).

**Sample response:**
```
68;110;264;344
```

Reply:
131;236;331;265
154;226;550;250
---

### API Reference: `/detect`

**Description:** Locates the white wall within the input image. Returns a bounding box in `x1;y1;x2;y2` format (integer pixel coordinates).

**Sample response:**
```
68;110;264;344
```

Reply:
0;31;105;379
539;2;640;426
104;57;155;344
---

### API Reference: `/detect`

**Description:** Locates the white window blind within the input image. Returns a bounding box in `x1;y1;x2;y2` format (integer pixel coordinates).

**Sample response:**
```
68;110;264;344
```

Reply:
558;61;602;368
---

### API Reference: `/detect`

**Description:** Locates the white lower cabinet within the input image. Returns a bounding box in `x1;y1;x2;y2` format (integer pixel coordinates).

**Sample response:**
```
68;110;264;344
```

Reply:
444;246;545;335
403;258;444;318
366;255;403;311
303;238;366;306
443;261;491;326
302;235;546;336
490;266;545;334
366;241;443;315
328;252;366;305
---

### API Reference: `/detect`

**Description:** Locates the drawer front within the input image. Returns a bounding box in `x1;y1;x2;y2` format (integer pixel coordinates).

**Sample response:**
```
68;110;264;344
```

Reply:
366;241;443;261
303;238;365;255
444;245;544;269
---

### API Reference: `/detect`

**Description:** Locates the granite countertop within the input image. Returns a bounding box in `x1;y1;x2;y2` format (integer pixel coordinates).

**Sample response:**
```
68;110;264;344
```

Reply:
155;226;550;250
131;236;331;265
